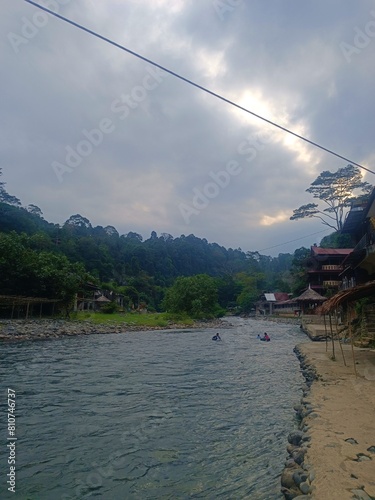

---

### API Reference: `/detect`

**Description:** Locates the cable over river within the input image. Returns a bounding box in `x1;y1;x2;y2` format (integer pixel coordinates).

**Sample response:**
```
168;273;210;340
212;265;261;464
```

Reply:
0;317;306;499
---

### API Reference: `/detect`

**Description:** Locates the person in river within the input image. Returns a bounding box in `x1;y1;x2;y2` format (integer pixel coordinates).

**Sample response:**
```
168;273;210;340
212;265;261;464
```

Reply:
212;332;221;341
257;334;261;340
263;332;270;341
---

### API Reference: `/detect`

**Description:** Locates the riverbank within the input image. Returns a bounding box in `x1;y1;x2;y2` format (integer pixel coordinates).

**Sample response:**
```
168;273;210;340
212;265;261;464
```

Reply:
285;342;375;499
0;317;230;342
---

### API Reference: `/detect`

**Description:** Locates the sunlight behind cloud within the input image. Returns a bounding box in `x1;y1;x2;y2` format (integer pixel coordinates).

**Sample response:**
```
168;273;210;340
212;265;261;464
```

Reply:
260;211;290;227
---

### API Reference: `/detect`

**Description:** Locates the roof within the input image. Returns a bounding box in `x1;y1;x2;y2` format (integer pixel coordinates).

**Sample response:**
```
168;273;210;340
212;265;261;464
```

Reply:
311;247;353;256
264;293;276;302
320;280;375;314
95;296;111;302
341;208;365;234
263;292;290;302
295;286;327;302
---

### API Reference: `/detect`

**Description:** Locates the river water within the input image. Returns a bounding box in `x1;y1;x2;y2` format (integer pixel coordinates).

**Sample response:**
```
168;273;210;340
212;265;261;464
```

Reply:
1;318;306;499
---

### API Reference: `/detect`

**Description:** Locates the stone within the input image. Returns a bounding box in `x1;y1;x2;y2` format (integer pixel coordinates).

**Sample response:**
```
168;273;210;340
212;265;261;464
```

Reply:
299;481;311;495
281;468;303;489
285;458;298;468
367;446;375;454
292;470;308;486
281;487;301;500
288;431;304;446
345;438;359;445
287;444;299;455
357;454;371;462
292;448;306;465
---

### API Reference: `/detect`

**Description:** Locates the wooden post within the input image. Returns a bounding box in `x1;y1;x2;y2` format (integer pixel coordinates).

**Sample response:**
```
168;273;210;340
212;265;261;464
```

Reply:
335;307;347;366
329;313;335;360
11;302;15;320
39;302;43;319
26;301;30;319
348;304;358;378
323;314;328;352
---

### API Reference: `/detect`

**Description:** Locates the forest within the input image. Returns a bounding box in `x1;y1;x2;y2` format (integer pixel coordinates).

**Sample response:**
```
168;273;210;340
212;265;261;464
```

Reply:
1;165;360;318
0;199;321;317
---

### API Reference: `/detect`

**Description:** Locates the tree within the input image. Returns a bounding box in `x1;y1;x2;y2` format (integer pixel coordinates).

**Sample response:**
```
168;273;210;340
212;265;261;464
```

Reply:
290;164;372;231
0;168;21;206
26;204;43;217
163;274;223;318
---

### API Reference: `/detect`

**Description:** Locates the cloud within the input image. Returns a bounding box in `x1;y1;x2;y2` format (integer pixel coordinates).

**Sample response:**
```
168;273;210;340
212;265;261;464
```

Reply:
1;0;374;257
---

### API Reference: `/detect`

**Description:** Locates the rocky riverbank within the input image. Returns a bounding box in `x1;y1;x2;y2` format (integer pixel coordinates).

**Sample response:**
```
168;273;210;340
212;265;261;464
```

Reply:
282;342;375;500
0;318;230;342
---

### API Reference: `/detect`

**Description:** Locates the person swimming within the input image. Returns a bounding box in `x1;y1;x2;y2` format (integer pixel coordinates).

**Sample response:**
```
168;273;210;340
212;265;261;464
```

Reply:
212;333;221;341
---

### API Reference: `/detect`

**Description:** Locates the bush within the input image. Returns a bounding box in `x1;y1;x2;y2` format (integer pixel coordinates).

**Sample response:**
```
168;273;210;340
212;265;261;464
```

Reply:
100;302;119;314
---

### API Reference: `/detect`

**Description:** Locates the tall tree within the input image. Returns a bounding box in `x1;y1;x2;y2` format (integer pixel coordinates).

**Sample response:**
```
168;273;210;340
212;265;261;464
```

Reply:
290;164;372;231
0;168;21;206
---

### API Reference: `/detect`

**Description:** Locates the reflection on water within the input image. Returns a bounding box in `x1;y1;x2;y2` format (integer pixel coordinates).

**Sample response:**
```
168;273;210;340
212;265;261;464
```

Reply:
0;318;305;499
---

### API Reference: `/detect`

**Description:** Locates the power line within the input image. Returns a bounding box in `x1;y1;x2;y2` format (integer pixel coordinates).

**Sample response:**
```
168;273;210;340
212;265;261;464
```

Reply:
256;229;330;253
24;0;375;176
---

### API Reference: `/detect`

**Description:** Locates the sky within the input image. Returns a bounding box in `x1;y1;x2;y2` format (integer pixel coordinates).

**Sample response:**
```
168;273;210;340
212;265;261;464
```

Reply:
2;0;375;256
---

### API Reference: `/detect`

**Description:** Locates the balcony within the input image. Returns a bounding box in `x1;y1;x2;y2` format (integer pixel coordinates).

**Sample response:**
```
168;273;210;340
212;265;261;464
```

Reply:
323;280;341;288
321;265;343;271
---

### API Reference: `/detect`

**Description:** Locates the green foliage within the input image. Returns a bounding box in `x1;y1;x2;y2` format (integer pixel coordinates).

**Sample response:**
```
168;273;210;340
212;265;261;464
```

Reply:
163;274;221;318
319;231;353;249
0;168;315;314
100;301;119;314
235;271;265;313
0;232;92;305
289;247;310;295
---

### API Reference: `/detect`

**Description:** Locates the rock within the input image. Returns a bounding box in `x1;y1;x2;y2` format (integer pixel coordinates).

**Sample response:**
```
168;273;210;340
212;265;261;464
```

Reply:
287;444;299;455
281;468;303;489
292;448;306;465
367;446;375;454
281;486;301;499
288;431;304;446
345;438;359;445
292;470;308;486
357;454;371;462
299;481;311;495
285;458;298;468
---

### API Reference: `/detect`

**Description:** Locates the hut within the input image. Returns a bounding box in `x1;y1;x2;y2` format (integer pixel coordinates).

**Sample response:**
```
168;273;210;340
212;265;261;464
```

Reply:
295;285;327;315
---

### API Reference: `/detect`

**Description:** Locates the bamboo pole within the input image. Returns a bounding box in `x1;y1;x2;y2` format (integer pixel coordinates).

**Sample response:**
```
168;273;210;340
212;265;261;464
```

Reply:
335;307;347;366
348;303;358;378
323;314;328;352
329;313;335;360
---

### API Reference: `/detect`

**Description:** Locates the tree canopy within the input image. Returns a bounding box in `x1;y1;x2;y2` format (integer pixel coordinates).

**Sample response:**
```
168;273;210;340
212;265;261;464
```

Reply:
290;164;372;231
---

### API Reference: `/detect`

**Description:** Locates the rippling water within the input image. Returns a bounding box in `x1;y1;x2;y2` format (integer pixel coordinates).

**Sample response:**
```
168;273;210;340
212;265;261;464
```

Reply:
0;318;306;499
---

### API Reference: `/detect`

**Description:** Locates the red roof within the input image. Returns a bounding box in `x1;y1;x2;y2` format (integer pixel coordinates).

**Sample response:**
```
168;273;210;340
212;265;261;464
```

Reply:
274;292;290;301
311;247;353;256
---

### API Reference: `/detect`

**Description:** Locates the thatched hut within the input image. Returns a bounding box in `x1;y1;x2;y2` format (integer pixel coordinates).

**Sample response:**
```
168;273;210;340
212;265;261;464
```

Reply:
295;285;327;315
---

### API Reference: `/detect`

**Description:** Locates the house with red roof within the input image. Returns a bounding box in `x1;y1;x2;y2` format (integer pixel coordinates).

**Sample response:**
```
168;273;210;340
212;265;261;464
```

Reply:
306;246;353;295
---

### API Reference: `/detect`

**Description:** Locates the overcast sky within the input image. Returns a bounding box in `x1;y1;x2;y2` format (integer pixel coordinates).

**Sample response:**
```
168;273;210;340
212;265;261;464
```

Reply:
2;0;375;256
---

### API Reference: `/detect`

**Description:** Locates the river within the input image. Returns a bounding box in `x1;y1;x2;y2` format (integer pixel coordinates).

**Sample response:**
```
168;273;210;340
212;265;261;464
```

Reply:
1;318;306;499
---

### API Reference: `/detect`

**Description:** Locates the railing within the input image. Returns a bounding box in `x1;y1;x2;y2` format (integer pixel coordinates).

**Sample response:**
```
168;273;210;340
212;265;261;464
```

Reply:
321;265;343;271
323;280;341;287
